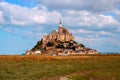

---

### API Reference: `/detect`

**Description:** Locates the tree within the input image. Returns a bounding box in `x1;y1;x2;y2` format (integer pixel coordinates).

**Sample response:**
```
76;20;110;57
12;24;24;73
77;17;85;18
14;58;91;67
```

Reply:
55;44;64;48
32;39;43;50
46;42;54;47
79;43;85;47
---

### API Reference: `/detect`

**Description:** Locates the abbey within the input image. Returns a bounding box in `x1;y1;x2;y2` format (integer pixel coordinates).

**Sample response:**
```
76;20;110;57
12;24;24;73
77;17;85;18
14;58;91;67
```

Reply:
42;20;74;48
43;26;74;42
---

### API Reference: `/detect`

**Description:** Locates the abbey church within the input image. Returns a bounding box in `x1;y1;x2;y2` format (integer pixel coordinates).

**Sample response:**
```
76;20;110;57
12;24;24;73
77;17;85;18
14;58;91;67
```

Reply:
42;20;74;48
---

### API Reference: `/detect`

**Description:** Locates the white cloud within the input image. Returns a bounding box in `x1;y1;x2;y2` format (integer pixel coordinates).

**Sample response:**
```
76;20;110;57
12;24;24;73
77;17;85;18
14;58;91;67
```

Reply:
60;10;119;27
93;15;119;27
0;2;47;25
99;31;116;36
72;28;117;37
78;29;92;34
40;0;120;13
39;0;120;28
75;36;95;46
0;2;119;28
0;2;61;26
114;9;120;15
71;29;93;34
0;11;4;23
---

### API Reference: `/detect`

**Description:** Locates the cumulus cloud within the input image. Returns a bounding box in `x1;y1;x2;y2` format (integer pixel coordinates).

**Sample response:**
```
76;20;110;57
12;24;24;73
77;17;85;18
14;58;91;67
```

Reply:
0;2;46;25
38;0;120;28
60;10;119;28
0;2;61;26
0;2;119;28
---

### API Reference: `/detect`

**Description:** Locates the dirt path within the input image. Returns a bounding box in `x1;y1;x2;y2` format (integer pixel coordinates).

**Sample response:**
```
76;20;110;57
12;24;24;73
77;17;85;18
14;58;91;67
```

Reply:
41;70;96;80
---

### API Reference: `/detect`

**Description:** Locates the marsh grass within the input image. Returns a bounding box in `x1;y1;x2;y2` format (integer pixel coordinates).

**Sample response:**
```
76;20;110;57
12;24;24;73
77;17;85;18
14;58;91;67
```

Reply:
0;55;119;80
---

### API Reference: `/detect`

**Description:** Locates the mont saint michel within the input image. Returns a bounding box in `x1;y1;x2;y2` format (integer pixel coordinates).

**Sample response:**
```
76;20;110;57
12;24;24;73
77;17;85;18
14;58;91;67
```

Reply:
26;20;98;55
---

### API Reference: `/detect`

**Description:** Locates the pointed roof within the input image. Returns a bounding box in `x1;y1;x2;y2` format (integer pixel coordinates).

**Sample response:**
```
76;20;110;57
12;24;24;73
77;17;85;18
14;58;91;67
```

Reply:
59;19;62;27
59;18;62;24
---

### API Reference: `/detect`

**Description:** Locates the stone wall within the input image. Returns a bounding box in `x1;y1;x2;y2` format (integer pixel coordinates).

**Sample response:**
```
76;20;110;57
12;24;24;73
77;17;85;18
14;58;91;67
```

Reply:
43;26;74;42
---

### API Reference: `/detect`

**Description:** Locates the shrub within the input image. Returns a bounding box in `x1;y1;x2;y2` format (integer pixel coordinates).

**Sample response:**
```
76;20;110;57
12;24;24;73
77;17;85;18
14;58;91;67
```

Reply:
55;44;64;48
47;42;54;47
79;43;85;47
32;39;43;50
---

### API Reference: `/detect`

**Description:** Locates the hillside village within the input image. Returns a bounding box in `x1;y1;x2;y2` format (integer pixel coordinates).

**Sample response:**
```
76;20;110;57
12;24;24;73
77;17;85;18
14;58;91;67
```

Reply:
26;20;98;55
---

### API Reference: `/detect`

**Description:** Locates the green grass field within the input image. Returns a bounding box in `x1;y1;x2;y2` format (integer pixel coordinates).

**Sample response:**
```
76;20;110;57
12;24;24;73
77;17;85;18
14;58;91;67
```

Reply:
0;55;120;80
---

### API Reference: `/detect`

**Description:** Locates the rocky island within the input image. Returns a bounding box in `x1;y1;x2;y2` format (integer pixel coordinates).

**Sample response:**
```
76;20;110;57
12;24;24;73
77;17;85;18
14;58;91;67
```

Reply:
26;20;98;55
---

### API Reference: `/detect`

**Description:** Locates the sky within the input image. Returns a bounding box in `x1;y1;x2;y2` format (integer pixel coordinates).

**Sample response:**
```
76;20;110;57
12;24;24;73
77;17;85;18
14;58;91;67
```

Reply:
0;0;120;54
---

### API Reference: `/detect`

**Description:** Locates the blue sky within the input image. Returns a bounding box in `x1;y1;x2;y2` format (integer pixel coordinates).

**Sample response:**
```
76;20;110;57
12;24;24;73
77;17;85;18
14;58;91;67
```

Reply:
0;0;120;54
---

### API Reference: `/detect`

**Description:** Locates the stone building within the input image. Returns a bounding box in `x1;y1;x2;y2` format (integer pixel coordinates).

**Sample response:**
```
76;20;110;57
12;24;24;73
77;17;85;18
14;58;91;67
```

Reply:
42;20;74;48
26;50;41;55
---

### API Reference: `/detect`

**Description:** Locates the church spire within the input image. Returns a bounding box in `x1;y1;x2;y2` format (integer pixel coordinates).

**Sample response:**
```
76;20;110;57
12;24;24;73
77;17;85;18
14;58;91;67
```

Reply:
60;18;62;25
59;18;62;27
